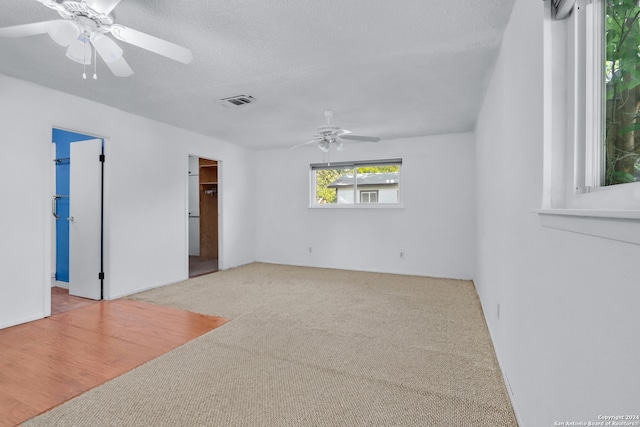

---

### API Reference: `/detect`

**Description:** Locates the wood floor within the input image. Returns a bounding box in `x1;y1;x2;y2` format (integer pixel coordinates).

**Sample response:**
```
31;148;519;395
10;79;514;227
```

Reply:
0;290;229;427
50;286;100;315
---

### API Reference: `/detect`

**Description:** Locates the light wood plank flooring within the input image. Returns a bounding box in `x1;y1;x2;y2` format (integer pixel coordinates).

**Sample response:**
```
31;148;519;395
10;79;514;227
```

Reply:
0;294;229;427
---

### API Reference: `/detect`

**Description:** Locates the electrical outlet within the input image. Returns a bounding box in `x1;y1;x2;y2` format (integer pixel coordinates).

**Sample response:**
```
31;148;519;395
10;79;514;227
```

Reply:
308;247;312;253
497;303;501;319
399;251;404;259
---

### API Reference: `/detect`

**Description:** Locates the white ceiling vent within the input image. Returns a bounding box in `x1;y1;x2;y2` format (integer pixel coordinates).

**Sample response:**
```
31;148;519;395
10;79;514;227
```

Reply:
218;95;256;108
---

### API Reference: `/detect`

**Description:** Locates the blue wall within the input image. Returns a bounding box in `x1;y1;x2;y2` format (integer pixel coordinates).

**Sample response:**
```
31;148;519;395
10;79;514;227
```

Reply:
52;129;101;282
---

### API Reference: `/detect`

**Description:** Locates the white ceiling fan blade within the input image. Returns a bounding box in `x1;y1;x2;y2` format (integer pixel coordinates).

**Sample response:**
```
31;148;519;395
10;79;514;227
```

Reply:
37;0;68;14
291;138;322;149
84;0;123;15
90;32;123;63
48;20;80;46
104;56;134;77
109;24;193;64
0;21;54;38
338;134;381;142
66;38;91;65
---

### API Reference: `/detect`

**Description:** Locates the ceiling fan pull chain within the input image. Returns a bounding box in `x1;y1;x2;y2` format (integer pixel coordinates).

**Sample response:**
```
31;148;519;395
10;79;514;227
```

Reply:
93;43;97;80
82;38;87;79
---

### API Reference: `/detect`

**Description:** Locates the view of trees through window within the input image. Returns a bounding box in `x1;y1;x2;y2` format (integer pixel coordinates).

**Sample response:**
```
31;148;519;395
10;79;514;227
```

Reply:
605;0;640;185
314;165;399;204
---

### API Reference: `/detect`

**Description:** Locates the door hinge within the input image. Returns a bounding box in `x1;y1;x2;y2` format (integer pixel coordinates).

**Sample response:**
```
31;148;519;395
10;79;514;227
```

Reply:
98;272;105;280
99;154;105;162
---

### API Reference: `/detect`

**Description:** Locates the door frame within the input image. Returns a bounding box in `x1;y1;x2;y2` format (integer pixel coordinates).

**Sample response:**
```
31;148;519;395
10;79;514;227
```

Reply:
186;154;222;277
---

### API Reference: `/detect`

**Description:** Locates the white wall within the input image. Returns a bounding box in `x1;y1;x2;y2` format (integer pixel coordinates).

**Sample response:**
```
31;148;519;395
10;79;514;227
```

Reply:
255;134;476;279
0;78;52;328
0;73;255;328
475;0;640;425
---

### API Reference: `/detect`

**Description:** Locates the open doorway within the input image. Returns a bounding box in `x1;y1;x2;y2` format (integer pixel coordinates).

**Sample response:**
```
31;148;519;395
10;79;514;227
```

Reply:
188;156;219;277
51;128;105;313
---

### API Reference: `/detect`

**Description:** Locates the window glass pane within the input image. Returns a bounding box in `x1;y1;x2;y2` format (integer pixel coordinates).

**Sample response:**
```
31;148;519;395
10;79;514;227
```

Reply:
315;168;353;204
605;0;640;185
356;165;399;203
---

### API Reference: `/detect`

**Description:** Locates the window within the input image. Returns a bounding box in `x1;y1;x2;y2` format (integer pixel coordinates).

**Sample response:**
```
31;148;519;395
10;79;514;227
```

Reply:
543;0;640;211
360;190;379;203
576;0;640;187
310;159;402;207
539;0;640;244
603;0;640;185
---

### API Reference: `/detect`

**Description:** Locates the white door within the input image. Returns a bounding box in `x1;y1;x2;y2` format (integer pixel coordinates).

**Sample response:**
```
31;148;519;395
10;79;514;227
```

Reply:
68;139;103;300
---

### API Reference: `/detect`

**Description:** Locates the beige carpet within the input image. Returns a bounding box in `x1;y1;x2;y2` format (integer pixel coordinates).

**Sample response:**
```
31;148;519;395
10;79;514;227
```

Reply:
24;263;517;426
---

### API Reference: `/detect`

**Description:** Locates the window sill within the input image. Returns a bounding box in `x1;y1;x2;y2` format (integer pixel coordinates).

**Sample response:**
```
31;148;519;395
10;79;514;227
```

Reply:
309;203;405;209
569;182;640;211
536;209;640;245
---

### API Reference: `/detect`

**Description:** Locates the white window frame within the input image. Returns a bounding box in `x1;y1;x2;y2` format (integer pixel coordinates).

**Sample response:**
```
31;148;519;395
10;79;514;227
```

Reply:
540;0;640;244
309;159;403;209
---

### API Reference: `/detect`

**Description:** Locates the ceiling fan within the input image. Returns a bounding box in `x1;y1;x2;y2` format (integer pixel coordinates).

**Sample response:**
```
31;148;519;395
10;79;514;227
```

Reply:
0;0;193;78
291;110;381;152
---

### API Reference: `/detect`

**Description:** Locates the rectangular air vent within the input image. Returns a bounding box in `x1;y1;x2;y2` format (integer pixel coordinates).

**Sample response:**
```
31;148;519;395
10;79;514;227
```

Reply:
217;95;256;108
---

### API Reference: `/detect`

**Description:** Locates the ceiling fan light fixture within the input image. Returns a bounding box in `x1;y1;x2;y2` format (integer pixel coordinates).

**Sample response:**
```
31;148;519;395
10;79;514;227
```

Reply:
318;140;330;152
66;37;91;65
47;20;80;46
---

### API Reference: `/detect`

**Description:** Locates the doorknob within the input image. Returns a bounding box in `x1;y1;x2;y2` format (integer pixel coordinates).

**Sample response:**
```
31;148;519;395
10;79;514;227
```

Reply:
52;195;60;220
53;194;69;221
67;216;75;222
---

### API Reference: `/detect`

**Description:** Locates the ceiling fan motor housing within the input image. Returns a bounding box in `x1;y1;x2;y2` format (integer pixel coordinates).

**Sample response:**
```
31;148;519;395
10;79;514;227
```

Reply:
317;125;340;142
289;110;379;150
40;0;115;31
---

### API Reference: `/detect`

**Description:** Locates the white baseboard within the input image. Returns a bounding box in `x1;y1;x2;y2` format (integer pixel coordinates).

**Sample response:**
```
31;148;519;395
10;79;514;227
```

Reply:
0;313;45;330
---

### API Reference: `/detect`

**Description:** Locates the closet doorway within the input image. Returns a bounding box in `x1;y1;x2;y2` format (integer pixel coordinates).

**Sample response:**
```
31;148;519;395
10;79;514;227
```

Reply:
188;156;219;277
52;128;105;302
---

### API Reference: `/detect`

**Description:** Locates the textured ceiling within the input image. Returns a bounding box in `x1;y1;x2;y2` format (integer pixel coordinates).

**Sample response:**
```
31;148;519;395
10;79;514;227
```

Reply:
0;0;515;150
